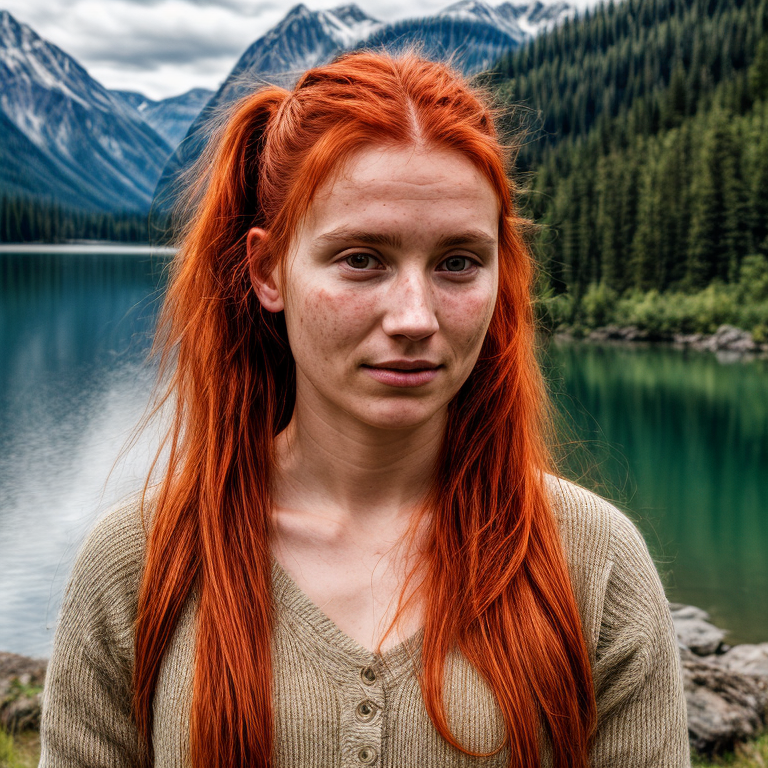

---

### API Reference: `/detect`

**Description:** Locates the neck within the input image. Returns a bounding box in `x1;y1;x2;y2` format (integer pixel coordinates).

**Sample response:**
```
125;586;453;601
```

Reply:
273;395;445;529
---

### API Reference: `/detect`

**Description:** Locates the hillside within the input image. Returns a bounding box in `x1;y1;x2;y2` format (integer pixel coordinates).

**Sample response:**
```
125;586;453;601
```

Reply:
490;0;768;336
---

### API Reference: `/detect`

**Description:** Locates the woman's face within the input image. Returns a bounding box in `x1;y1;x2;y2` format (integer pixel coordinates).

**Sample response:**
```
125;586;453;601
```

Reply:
251;144;500;432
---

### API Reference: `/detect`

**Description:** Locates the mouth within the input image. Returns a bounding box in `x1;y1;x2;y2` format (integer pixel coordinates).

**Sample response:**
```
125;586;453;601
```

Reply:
364;359;441;371
361;360;442;388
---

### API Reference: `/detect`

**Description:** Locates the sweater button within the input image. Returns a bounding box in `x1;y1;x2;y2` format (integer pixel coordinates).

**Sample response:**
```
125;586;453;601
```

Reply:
355;699;377;721
360;666;376;685
358;746;377;763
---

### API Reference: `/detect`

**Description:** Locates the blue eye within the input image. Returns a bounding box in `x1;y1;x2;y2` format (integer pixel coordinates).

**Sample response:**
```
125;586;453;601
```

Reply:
441;256;473;272
345;254;380;269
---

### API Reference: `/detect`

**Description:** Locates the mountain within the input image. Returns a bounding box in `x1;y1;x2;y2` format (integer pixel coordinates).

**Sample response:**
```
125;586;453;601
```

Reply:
213;4;383;107
112;87;214;147
0;10;172;210
156;0;574;208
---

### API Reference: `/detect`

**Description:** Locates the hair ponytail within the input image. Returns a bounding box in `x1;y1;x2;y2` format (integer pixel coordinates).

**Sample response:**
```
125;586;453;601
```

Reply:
133;85;291;766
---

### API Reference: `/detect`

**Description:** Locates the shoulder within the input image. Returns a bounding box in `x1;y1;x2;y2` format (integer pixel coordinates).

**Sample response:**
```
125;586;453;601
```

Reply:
69;490;150;591
543;474;666;659
41;492;154;766
60;489;153;649
545;473;651;566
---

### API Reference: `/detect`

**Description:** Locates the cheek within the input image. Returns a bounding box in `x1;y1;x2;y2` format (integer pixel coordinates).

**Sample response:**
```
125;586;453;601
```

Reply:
440;288;497;353
286;286;373;360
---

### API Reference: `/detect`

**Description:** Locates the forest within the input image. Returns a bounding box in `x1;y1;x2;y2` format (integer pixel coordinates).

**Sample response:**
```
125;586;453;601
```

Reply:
0;196;150;244
491;0;768;336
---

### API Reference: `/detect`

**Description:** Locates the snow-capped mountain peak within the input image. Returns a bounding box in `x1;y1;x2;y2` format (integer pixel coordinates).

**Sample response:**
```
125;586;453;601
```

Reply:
435;0;527;41
318;5;381;48
0;9;171;209
496;1;576;36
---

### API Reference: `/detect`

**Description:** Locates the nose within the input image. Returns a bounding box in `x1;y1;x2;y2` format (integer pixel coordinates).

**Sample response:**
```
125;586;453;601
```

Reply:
381;268;439;340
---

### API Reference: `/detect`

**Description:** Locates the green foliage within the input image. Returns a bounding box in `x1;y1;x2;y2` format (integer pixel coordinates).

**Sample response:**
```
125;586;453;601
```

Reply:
691;732;768;766
492;0;768;327
4;680;43;704
0;729;14;768
581;282;619;327
737;254;768;300
536;289;578;331
749;37;768;100
0;727;38;768
539;280;768;337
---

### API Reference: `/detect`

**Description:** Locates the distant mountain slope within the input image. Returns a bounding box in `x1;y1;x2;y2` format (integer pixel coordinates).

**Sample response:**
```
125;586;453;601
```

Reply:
113;87;214;147
0;10;172;210
156;0;573;210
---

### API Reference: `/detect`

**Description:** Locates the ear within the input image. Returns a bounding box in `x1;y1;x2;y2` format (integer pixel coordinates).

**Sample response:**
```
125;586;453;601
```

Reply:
247;227;284;313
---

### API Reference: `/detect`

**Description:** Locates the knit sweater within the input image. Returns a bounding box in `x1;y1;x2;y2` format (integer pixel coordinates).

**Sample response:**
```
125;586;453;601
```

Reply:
39;476;690;767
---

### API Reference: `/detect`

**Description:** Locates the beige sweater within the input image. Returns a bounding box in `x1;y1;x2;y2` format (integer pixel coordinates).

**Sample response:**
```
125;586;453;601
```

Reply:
39;477;690;767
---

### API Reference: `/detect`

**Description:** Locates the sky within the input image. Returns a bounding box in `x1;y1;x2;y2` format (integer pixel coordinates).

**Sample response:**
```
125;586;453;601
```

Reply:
4;0;597;101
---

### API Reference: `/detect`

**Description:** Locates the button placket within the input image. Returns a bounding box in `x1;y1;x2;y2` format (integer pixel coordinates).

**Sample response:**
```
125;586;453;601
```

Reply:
340;661;385;767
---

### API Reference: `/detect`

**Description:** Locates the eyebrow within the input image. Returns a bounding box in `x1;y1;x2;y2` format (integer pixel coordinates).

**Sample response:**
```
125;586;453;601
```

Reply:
314;227;497;250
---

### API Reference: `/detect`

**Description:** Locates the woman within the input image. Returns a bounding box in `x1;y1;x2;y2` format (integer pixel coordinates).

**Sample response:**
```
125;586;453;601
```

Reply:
40;52;689;768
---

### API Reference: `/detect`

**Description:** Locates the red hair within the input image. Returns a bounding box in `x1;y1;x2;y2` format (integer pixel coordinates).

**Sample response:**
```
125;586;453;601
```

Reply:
134;51;596;767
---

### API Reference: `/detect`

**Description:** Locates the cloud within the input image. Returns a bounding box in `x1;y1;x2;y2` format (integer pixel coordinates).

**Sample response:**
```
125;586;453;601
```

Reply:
4;0;289;98
4;0;598;100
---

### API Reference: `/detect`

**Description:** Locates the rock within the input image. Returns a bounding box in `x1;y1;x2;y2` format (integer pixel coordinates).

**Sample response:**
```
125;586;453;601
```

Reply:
683;656;768;755
0;651;47;731
669;603;710;621
701;325;757;353
670;604;728;655
587;325;651;342
718;643;768;683
674;332;708;346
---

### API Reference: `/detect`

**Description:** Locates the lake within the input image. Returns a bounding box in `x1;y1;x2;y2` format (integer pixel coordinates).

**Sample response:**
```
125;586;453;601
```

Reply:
1;248;766;657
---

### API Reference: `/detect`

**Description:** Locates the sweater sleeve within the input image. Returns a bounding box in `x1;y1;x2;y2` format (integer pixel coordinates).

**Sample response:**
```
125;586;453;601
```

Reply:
39;498;148;767
589;508;690;768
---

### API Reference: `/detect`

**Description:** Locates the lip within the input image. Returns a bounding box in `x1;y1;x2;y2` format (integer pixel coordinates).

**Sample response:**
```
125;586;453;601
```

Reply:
361;360;442;388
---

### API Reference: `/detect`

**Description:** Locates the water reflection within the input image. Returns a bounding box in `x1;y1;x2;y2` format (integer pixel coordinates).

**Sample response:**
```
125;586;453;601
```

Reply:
545;340;768;644
0;251;167;657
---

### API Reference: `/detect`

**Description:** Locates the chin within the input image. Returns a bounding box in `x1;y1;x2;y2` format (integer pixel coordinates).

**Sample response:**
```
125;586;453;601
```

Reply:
354;399;445;431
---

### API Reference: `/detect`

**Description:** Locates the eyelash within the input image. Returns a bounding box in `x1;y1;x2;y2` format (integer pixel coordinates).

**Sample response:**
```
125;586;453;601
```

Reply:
341;253;478;273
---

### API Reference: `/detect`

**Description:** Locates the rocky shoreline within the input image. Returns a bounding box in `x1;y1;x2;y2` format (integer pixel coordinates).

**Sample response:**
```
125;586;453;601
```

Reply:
558;323;768;360
672;604;768;755
2;606;767;757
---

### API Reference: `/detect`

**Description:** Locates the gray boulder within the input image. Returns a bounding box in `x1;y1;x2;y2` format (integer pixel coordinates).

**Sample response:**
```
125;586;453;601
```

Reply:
0;650;46;730
683;656;768;755
670;603;728;656
718;643;768;685
701;325;757;353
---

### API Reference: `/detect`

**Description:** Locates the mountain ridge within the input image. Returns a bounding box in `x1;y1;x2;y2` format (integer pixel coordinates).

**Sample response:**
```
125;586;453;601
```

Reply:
0;9;172;211
0;0;574;212
155;0;574;209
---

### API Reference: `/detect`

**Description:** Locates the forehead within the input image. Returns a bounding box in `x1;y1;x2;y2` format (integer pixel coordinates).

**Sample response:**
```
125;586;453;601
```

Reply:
298;144;500;242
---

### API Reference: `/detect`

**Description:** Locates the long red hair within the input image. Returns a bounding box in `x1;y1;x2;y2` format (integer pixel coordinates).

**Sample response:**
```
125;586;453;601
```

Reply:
134;51;596;767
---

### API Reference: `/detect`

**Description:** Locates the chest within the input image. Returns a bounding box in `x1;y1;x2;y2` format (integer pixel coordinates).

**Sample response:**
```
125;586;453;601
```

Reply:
151;575;554;768
272;539;424;655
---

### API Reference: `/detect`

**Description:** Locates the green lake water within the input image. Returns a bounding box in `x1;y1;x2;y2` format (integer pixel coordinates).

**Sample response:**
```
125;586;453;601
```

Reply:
545;340;768;644
0;249;766;655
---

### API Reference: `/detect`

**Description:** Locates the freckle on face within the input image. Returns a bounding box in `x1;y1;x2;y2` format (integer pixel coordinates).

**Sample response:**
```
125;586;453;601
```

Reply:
278;144;500;431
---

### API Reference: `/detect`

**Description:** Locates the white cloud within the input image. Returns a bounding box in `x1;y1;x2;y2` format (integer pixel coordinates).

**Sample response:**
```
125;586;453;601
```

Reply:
3;0;598;100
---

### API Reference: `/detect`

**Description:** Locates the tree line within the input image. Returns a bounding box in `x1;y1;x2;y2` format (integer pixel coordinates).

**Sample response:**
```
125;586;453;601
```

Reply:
0;195;151;244
490;0;768;334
